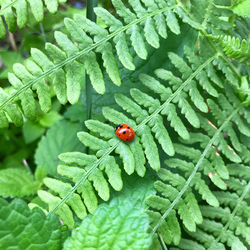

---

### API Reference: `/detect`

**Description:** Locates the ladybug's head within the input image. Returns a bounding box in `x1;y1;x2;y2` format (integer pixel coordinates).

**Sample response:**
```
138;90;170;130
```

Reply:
115;124;123;131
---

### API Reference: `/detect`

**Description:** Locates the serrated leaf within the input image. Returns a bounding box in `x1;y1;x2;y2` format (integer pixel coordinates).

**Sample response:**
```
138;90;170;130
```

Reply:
35;120;85;176
80;53;105;95
0;198;68;249
129;137;146;177
0;168;38;198
38;190;74;228
85;120;114;139
192;175;219;207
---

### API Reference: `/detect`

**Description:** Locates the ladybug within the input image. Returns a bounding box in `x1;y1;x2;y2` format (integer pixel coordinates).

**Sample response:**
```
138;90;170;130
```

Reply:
115;124;135;142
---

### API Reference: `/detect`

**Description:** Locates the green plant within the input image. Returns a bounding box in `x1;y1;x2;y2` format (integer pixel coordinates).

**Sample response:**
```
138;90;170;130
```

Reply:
0;0;249;249
0;0;69;38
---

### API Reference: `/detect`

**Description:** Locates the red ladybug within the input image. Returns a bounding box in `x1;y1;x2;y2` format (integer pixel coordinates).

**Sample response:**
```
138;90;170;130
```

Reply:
115;124;135;142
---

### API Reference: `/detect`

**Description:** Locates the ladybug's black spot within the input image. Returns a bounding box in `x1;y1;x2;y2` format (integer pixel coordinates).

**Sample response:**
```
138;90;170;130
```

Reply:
119;134;120;136
127;126;130;129
126;139;128;141
123;131;126;134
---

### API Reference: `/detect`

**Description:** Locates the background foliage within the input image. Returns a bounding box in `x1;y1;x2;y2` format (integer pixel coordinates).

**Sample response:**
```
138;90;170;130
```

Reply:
0;0;249;249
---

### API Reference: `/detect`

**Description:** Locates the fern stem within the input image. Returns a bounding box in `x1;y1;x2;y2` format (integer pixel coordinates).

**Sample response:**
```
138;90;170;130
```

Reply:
46;54;217;216
158;233;168;250
150;103;243;236
0;4;178;112
85;0;98;121
40;23;47;43
215;181;250;243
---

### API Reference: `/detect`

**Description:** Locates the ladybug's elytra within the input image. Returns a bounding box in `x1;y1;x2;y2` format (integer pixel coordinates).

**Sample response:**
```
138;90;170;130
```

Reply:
115;124;135;142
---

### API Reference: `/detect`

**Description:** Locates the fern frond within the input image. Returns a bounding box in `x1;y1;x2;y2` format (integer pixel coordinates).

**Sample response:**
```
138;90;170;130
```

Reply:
147;100;245;246
0;0;182;128
211;35;250;62
0;0;68;39
35;51;218;227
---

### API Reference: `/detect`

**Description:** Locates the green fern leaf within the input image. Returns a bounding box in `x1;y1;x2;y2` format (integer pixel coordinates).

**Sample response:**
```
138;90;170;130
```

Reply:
213;57;239;87
178;238;206;250
230;0;250;17
151;115;175;156
227;164;250;181
0;0;69;37
38;190;75;228
43;177;87;220
44;0;58;13
212;35;250;62
138;125;161;171
0;168;38;198
0;1;197;127
57;165;98;214
0;198;68;249
192;174;219;207
162;104;190;140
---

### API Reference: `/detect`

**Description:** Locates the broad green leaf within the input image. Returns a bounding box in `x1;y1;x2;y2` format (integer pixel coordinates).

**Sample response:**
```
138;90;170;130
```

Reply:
0;198;69;249
23;120;45;144
0;168;38;198
35;120;85;176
